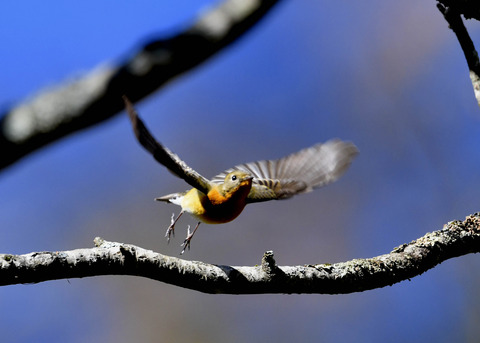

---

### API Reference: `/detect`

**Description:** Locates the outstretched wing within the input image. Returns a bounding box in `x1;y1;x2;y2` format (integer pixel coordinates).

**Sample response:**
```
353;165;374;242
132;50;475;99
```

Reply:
124;96;211;194
211;140;358;203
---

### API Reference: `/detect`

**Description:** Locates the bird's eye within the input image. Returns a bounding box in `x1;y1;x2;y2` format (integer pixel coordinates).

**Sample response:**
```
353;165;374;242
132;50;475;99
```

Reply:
231;175;237;181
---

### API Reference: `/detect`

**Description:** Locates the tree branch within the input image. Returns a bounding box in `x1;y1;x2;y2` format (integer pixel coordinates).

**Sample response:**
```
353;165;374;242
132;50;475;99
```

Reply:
1;213;478;294
0;0;281;170
437;2;480;107
437;0;480;21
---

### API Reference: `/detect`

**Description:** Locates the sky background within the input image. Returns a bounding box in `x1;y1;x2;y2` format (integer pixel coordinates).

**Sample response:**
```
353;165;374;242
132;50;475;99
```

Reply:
1;1;480;342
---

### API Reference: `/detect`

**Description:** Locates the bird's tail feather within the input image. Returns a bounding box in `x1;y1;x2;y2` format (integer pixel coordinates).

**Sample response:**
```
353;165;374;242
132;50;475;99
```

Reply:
155;192;185;205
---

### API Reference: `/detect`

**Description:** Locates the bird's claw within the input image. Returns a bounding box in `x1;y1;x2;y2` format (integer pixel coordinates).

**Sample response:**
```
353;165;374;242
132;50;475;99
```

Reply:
180;225;193;255
165;213;176;243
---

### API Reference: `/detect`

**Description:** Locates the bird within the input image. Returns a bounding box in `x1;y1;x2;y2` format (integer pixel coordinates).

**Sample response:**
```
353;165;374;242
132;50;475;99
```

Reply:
123;96;358;253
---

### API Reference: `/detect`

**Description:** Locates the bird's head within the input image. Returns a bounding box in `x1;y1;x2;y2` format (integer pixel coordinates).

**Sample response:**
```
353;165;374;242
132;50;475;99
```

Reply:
223;171;253;194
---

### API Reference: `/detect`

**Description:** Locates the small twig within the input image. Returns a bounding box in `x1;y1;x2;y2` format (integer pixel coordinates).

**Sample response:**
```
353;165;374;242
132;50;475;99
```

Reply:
1;213;479;294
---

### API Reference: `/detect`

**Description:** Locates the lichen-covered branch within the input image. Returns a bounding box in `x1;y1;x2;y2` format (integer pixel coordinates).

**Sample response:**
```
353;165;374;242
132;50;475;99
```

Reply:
1;213;478;294
437;2;480;107
0;0;280;170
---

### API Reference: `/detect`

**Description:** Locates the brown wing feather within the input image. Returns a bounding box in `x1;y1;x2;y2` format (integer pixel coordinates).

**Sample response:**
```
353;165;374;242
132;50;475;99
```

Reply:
124;96;211;194
212;140;358;203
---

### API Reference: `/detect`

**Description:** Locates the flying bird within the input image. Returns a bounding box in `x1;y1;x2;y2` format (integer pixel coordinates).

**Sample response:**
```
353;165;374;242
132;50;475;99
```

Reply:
123;96;358;253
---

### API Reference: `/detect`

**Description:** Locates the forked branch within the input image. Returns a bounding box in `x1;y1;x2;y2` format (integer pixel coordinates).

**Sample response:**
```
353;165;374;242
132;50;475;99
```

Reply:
437;2;480;107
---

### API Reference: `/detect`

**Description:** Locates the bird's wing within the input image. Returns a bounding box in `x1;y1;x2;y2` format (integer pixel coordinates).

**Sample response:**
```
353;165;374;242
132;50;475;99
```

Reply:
124;96;211;194
211;140;358;203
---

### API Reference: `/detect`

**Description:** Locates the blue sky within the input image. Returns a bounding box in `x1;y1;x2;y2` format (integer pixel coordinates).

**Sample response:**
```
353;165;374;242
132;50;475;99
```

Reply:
1;1;480;342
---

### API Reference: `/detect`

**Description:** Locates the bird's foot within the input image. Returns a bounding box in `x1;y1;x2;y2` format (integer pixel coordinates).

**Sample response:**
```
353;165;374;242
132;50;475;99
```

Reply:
165;213;176;243
165;211;185;243
180;222;201;255
180;225;193;254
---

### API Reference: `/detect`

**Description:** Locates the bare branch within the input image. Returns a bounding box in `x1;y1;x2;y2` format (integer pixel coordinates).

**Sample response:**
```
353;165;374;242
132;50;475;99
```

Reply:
437;2;480;107
0;0;281;170
437;0;480;21
1;213;479;294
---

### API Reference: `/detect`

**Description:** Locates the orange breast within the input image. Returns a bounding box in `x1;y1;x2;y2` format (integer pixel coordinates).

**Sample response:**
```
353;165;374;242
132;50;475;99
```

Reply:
207;187;231;205
180;184;251;224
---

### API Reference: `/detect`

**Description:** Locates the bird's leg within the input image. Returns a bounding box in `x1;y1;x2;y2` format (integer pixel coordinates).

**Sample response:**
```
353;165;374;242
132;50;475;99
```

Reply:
165;211;184;242
180;222;201;254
